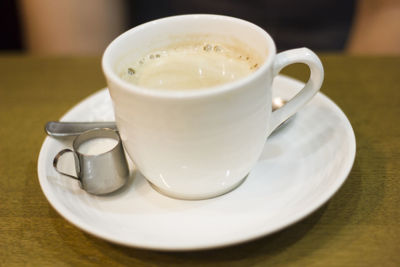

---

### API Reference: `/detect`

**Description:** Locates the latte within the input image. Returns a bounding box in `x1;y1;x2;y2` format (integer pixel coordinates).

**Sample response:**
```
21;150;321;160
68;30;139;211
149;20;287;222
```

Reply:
118;42;261;90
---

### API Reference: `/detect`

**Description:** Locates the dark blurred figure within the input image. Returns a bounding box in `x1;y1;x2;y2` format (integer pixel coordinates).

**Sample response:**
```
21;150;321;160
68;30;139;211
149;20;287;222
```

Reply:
129;0;355;51
1;1;23;51
5;0;400;55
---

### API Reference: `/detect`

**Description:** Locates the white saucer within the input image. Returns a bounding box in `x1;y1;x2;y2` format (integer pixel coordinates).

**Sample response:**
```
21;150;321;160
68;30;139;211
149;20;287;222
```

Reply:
37;75;356;251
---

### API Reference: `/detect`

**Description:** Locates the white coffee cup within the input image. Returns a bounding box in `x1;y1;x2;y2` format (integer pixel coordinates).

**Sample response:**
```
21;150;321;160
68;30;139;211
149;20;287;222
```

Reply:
102;14;324;200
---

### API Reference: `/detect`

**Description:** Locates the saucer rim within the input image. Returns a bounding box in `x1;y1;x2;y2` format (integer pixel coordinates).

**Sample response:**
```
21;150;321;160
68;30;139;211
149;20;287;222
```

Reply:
37;75;356;251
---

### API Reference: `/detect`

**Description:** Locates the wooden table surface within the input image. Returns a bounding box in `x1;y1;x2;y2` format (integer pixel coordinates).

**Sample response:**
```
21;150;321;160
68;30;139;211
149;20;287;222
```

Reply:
0;54;399;266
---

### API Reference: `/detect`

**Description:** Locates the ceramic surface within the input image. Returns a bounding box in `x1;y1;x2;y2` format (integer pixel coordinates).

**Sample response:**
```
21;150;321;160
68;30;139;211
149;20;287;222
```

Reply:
38;75;355;251
102;14;324;199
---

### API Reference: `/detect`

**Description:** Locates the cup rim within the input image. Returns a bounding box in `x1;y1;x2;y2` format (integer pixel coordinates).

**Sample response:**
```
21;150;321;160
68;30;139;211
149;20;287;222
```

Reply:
102;14;277;99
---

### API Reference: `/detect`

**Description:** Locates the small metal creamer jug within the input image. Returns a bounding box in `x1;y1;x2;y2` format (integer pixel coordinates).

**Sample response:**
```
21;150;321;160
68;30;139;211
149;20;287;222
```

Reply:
53;128;129;195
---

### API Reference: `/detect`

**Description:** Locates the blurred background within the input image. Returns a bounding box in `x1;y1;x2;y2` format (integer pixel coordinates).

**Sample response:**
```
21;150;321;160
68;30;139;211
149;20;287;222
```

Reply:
2;0;400;55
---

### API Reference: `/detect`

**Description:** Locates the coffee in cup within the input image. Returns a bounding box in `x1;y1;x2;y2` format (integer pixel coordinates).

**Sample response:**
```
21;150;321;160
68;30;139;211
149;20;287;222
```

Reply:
117;40;262;90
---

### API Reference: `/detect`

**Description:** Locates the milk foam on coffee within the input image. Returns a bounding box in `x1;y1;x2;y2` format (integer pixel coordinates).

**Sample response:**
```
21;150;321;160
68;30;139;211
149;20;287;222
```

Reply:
118;42;261;90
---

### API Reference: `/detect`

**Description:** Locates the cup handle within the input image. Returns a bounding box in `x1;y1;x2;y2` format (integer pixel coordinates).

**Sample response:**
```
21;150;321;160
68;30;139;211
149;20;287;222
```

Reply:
53;149;80;180
269;48;324;135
